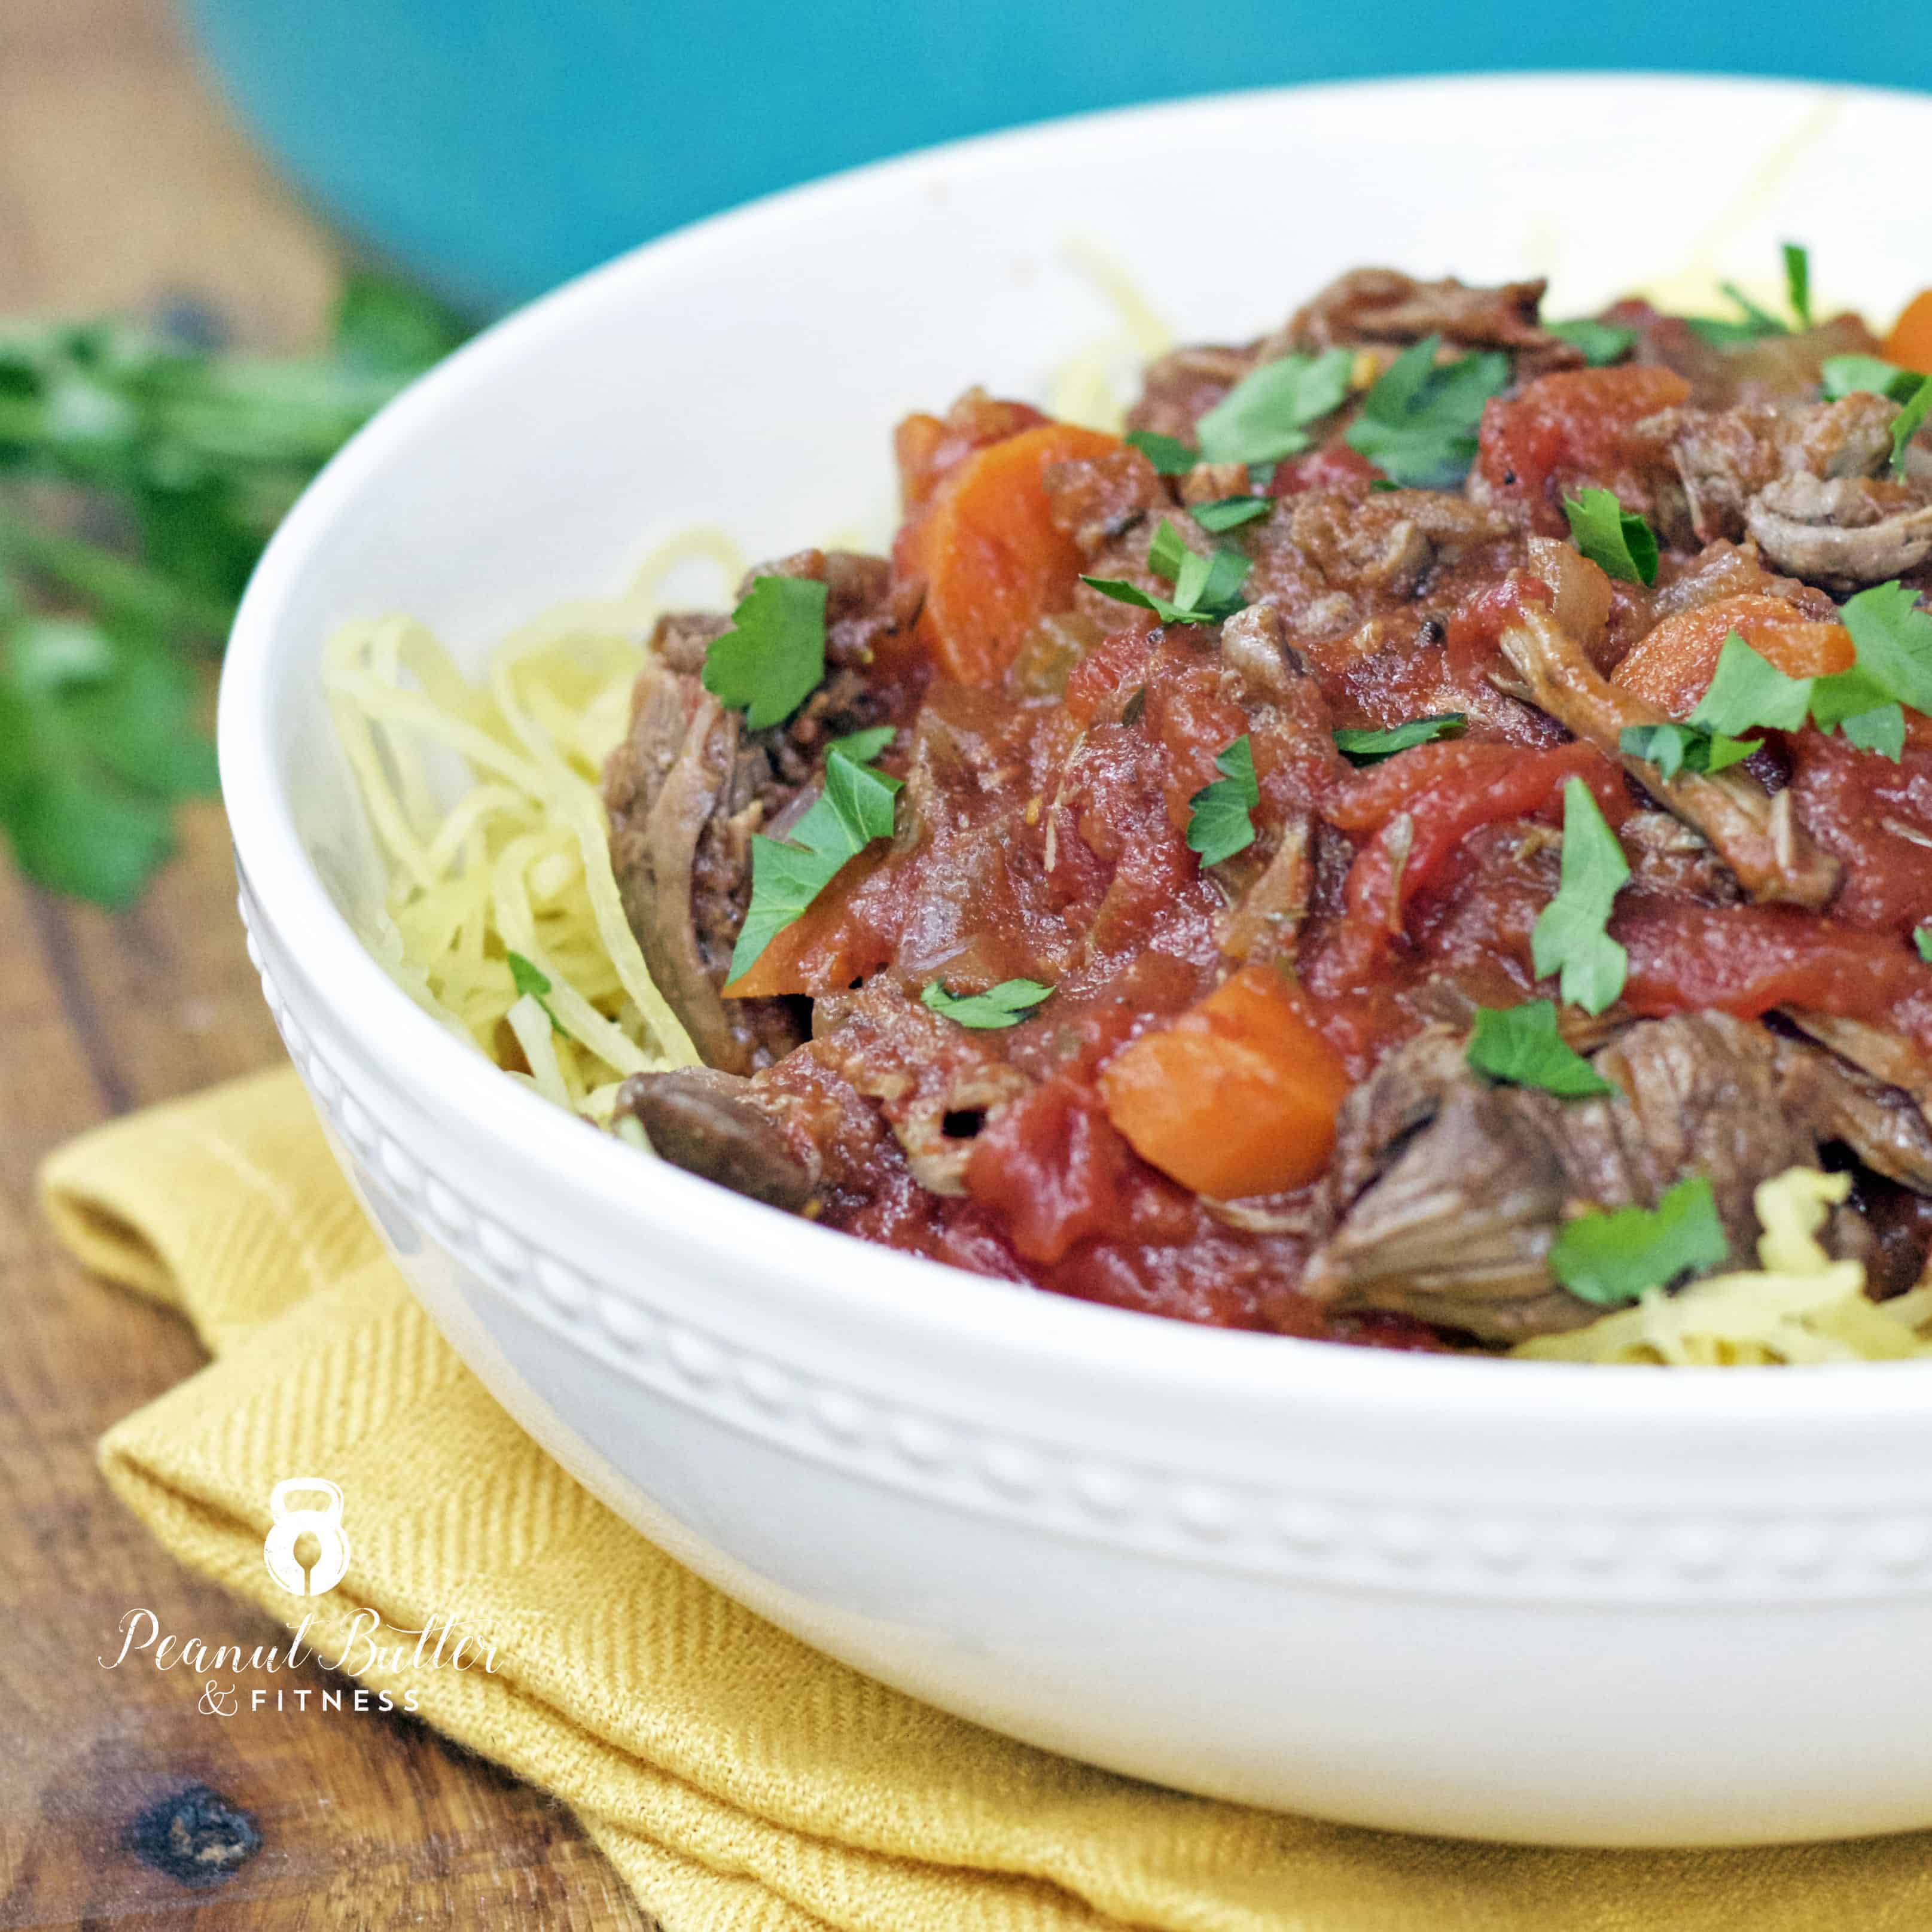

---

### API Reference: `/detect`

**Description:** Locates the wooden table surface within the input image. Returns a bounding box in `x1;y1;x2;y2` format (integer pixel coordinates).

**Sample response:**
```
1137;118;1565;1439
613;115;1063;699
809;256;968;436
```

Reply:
0;3;650;1924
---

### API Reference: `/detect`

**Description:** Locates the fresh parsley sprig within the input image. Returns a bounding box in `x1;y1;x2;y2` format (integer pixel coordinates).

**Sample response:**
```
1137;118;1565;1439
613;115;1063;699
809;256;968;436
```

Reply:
1465;999;1616;1098
1082;518;1250;627
1531;779;1629;1016
1784;242;1814;330
1681;587;1932;765
1343;335;1509;489
1186;735;1260;866
1193;349;1354;466
1332;714;1466;765
1561;488;1658;586
920;977;1053;1029
1890;380;1932;479
1686;241;1814;346
1619;720;1754;781
700;574;828;728
1124;429;1199;476
505;949;563;1033
1190;495;1273;534
1548;1174;1730;1306
1820;355;1924;404
728;728;900;982
0;270;471;907
1546;318;1636;367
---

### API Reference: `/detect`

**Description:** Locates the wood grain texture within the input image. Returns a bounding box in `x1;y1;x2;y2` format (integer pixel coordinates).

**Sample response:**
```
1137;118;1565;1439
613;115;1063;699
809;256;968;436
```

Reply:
0;2;651;1924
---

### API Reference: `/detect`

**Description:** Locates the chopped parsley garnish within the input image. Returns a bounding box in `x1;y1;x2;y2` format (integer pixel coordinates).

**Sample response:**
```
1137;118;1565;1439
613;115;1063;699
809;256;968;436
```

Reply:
1194;349;1354;466
1191;495;1273;534
1333;713;1467;764
1916;927;1932;965
1689;284;1791;346
700;574;828;729
1125;429;1198;475
1082;518;1249;627
1678;588;1932;764
1890;377;1932;478
1686;243;1815;346
1820;354;1925;407
1344;335;1510;489
1618;721;1754;781
1783;242;1813;330
1185;735;1259;866
1465;999;1616;1098
1547;1174;1729;1306
1690;632;1815;736
728;729;900;982
919;977;1054;1029
1561;488;1658;586
1531;778;1629;1016
505;949;562;1033
1546;318;1636;367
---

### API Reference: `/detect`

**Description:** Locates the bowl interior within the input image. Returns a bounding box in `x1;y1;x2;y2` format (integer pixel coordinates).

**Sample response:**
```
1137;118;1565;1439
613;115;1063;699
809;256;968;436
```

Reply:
222;72;1932;1405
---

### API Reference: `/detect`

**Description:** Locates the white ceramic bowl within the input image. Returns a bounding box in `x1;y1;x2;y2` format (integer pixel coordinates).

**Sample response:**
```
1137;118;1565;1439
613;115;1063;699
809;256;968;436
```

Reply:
220;74;1932;1847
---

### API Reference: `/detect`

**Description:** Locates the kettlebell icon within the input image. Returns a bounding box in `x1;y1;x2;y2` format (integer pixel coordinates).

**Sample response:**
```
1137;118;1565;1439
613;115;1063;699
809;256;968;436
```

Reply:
263;1478;351;1596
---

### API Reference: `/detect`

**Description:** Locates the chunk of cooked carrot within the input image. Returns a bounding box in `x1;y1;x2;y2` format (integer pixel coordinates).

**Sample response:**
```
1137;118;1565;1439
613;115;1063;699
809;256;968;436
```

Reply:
901;421;1124;685
1884;288;1932;374
1611;593;1852;718
1097;965;1350;1199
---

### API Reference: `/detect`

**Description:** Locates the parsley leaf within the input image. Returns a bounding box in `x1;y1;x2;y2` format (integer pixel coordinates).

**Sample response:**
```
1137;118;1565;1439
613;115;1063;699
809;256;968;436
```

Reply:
700;574;827;730
728;733;901;982
1546;319;1637;367
1531;778;1629;1016
1689;633;1814;735
1191;495;1273;533
331;270;473;377
1083;519;1248;627
1333;713;1467;764
1344;336;1510;489
1689;281;1792;348
505;949;563;1033
1890;378;1932;478
1186;735;1260;866
1916;927;1932;965
919;977;1054;1029
1683;592;1932;764
1547;1174;1730;1306
1619;721;1754;780
1125;429;1198;475
0;612;219;907
1465;999;1616;1098
1194;350;1354;466
1783;242;1813;331
1820;355;1922;404
1561;488;1658;586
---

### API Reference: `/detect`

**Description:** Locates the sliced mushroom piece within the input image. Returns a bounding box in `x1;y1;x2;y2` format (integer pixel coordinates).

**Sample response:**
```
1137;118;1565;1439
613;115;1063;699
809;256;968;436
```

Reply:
1745;473;1932;592
615;1068;820;1212
1495;599;1840;909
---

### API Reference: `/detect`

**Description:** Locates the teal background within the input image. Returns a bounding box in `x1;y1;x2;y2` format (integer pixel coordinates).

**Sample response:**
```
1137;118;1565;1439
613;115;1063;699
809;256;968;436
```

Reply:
184;0;1922;313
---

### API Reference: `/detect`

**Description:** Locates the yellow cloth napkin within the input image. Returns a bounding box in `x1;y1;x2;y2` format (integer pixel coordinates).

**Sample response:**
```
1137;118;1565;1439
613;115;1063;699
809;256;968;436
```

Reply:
41;1068;1932;1931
